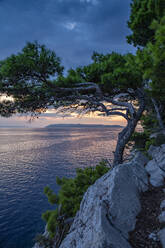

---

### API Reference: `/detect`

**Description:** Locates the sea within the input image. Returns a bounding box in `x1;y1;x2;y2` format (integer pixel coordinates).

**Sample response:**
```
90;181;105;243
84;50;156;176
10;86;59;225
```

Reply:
0;126;121;248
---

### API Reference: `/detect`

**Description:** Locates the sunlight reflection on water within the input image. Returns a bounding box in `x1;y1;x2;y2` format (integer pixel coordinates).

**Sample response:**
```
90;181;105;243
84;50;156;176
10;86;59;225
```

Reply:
0;127;121;248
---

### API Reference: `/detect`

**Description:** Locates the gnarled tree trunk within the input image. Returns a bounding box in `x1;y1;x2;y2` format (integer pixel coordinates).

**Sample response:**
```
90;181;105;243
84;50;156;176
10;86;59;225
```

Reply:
113;89;145;166
151;98;165;131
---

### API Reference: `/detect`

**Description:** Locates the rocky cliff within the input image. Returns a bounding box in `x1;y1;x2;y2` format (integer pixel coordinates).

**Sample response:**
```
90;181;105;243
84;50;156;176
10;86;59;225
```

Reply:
34;144;165;248
59;152;149;248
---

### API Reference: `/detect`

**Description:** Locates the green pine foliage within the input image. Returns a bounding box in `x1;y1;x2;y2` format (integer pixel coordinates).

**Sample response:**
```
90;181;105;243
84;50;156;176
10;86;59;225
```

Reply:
0;41;64;115
55;69;83;88
42;161;110;238
35;234;54;248
127;0;165;47
131;113;165;151
74;52;143;94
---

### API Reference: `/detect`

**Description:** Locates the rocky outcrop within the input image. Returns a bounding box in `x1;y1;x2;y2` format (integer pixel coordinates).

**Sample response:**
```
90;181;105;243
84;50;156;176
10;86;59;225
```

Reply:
145;144;165;187
158;198;165;248
59;152;149;248
159;229;165;248
33;144;165;248
33;226;49;248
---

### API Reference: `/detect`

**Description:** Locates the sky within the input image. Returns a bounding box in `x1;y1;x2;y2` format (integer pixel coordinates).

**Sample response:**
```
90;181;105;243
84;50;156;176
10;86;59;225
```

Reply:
0;0;134;127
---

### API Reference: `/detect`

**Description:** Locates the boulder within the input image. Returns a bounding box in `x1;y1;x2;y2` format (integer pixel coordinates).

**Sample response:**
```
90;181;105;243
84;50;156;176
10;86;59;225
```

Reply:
158;197;165;248
146;145;165;187
59;152;148;248
160;200;165;210
158;211;165;223
158;228;165;248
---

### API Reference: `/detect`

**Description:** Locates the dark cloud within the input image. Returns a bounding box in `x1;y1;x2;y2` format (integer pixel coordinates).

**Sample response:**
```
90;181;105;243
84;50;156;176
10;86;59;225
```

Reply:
0;0;135;69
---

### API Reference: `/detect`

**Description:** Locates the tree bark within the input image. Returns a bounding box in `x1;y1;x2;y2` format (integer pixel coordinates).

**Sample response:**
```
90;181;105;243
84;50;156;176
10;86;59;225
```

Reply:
113;89;145;166
151;98;165;130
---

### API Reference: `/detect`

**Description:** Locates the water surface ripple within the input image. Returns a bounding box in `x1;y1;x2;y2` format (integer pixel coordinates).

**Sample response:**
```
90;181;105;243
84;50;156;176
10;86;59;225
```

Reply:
0;127;120;248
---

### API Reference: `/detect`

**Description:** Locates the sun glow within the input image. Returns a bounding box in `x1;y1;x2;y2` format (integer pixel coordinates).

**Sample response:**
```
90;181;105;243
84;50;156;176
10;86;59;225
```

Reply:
0;94;14;102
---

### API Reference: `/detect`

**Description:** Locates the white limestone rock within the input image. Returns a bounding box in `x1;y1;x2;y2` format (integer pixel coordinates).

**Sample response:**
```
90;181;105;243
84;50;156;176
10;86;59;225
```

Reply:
158;228;165;248
148;232;159;242
159;211;165;223
146;145;165;187
59;152;148;248
160;200;165;210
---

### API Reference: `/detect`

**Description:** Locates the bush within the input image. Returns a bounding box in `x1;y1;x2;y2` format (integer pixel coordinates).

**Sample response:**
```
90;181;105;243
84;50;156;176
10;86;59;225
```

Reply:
144;133;165;151
144;138;155;151
154;134;165;146
35;234;54;248
130;130;150;149
42;160;110;240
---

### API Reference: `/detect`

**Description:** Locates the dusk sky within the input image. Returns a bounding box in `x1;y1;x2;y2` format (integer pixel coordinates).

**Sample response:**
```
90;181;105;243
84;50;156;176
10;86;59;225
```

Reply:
0;0;134;127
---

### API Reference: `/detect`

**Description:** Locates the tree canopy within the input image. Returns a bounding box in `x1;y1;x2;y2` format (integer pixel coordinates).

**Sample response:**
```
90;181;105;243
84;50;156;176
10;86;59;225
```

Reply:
0;42;63;117
127;0;165;47
0;1;165;165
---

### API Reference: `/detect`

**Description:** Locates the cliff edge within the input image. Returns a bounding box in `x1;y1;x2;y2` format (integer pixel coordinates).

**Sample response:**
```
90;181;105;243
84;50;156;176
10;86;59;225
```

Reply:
34;144;165;248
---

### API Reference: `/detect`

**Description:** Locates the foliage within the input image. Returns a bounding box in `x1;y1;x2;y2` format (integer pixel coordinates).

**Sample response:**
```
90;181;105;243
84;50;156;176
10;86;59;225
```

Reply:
130;111;160;150
131;129;165;151
35;234;54;248
136;16;165;99
0;0;164;164
0;41;64;115
42;161;110;238
0;100;16;117
145;138;155;151
145;17;165;104
154;133;165;146
75;52;143;94
130;131;150;149
127;0;165;47
130;131;164;151
55;69;83;88
144;134;165;151
133;16;165;131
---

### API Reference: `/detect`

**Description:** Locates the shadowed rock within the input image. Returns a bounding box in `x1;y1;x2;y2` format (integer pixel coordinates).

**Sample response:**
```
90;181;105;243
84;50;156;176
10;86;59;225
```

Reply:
59;152;148;248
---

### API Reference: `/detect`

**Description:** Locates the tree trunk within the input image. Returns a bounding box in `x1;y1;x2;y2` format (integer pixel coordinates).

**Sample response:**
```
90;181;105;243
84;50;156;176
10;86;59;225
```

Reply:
113;89;145;166
151;98;165;130
113;120;138;166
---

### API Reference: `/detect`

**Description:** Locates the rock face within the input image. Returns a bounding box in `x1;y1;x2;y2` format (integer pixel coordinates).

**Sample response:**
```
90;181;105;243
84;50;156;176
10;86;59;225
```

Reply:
145;145;165;248
33;226;49;248
145;144;165;187
59;152;149;248
159;229;165;248
158;198;165;248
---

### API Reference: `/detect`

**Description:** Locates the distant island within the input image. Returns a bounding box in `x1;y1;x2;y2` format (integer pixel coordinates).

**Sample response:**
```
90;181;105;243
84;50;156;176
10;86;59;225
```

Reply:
0;125;27;128
45;124;123;129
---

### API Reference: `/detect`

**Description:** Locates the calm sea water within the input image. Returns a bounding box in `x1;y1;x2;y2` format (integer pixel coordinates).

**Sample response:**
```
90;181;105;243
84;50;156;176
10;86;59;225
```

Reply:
0;127;120;248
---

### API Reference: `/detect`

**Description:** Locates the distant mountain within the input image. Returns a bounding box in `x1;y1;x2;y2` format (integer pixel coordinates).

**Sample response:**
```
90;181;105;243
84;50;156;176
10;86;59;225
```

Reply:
45;124;123;129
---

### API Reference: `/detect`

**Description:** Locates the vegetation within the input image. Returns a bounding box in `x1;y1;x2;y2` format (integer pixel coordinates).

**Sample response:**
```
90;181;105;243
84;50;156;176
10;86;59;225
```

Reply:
41;161;109;245
35;234;54;248
0;45;147;165
127;0;165;47
0;1;165;244
0;0;164;165
0;42;63;118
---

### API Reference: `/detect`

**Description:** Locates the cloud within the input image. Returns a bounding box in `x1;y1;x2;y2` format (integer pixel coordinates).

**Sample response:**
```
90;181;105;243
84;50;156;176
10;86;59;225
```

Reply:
63;21;77;30
0;0;135;69
80;0;99;5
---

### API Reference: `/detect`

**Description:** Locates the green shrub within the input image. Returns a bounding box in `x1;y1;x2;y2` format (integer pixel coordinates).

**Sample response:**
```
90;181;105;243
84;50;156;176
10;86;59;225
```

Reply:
42;160;110;239
145;138;155;151
35;234;54;248
130;130;150;149
144;134;165;151
154;134;165;146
